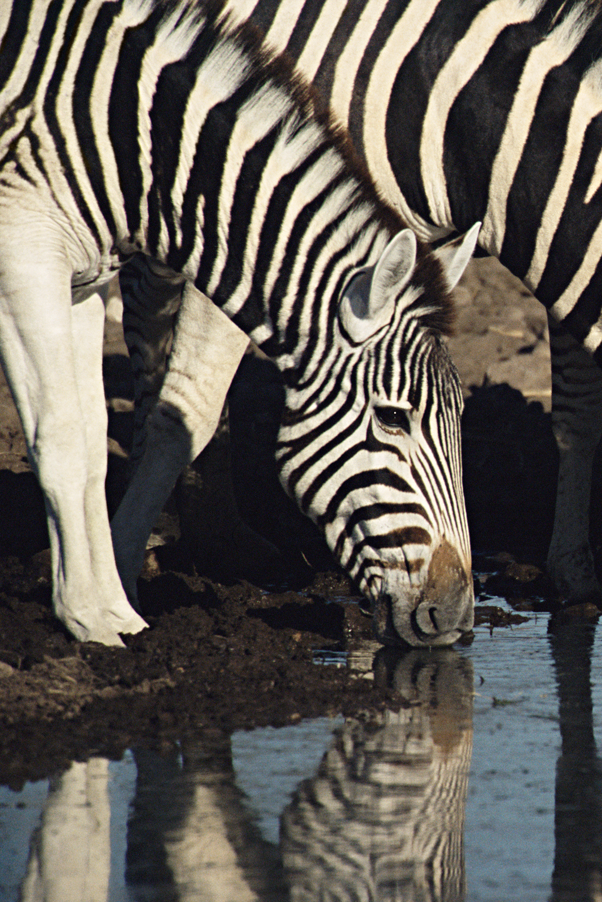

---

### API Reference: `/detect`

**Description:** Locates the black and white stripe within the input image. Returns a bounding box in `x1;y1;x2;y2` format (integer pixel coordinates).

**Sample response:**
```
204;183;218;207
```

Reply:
281;649;473;900
0;0;477;645
228;0;602;309
197;0;602;604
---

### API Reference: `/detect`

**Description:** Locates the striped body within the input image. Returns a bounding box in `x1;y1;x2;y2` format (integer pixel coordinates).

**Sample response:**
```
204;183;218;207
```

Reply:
0;0;476;645
227;0;602;330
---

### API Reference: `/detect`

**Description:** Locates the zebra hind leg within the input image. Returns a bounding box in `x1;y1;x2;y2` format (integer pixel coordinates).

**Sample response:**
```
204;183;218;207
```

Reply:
120;255;185;474
547;316;602;605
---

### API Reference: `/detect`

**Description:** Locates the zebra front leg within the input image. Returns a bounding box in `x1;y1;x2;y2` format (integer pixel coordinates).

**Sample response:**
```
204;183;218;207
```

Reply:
0;248;135;643
547;315;602;604
111;282;249;603
71;292;147;636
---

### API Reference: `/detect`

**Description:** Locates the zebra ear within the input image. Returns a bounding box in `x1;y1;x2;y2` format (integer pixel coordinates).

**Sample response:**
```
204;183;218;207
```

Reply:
338;229;417;343
434;222;481;291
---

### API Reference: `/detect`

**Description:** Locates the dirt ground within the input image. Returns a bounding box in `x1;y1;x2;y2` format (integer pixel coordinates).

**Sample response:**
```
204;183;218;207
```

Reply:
0;257;596;789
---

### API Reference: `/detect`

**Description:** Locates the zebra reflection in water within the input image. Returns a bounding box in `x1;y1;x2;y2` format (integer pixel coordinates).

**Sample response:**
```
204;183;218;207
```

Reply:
16;649;473;901
15;632;602;898
281;649;473;902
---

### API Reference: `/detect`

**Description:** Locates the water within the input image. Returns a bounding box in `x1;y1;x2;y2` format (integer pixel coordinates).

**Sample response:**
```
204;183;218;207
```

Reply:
1;604;601;901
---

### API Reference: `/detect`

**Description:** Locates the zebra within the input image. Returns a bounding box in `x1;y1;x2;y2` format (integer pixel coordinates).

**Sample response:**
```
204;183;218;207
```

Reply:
117;0;602;608
0;0;478;646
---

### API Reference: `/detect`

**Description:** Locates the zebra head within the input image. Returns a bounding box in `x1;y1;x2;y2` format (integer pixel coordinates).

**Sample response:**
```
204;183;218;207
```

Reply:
276;224;480;648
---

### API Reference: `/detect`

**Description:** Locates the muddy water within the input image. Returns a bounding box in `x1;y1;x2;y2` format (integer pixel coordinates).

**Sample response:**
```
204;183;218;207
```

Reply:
1;603;601;901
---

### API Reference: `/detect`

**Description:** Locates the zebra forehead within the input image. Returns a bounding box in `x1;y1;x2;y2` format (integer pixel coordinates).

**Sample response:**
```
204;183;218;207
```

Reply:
369;316;459;405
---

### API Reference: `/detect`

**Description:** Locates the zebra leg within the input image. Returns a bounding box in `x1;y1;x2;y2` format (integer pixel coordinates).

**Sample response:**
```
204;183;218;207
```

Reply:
111;280;249;603
0;250;136;643
70;292;148;636
20;758;111;902
119;256;184;472
547;315;602;604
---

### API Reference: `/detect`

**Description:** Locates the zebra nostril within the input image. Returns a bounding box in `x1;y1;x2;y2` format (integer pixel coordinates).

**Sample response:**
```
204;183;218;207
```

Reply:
411;604;440;640
410;606;432;642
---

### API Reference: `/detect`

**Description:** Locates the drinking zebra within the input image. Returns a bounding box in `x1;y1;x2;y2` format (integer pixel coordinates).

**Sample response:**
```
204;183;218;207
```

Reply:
120;0;602;606
0;0;477;645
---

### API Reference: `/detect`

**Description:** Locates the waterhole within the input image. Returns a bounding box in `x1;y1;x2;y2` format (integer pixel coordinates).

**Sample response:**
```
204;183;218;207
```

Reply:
1;600;600;901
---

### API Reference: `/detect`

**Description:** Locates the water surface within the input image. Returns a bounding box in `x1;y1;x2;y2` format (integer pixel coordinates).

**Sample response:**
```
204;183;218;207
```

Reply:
1;603;600;901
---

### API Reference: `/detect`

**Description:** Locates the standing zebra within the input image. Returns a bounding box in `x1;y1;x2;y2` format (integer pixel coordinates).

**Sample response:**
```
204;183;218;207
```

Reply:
119;0;602;606
0;0;477;645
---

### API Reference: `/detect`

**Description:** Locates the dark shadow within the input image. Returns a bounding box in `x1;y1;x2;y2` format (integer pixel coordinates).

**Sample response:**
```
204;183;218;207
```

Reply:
249;597;345;640
462;382;557;558
102;352;134;401
228;355;333;571
0;470;48;557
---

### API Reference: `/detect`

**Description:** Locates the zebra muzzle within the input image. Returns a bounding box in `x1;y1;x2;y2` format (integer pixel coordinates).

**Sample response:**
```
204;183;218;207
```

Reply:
374;539;474;647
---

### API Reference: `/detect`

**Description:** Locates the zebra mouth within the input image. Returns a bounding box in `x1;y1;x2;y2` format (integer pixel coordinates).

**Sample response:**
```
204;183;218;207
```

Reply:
373;593;471;648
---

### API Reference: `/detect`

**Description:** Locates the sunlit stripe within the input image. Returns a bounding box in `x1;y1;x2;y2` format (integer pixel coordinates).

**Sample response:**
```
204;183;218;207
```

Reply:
273;172;360;330
89;7;138;238
263;142;343;302
482;5;588;254
421;0;534;230
330;0;390;134
583;320;602;354
51;0;112;240
263;0;306;51
550;216;602;321
206;79;292;296
0;1;49;109
526;59;602;290
223;0;261;28
137;5;203;243
296;0;347;82
363;0;442;236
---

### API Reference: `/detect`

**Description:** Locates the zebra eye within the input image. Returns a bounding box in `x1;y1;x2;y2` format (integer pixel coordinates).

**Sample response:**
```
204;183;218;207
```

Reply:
374;405;412;432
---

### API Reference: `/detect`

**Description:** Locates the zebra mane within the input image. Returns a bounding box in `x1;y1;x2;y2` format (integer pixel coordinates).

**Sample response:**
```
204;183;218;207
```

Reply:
537;0;602;60
158;0;457;336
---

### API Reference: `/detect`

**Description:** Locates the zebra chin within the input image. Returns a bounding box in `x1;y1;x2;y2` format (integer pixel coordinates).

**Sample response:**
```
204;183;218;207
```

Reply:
369;539;475;648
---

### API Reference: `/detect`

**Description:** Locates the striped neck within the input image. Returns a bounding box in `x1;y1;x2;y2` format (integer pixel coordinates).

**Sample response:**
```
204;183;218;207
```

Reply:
121;2;404;369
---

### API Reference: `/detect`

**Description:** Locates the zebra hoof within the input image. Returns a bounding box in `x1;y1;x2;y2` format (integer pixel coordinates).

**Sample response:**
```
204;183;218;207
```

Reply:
62;614;126;647
104;605;149;636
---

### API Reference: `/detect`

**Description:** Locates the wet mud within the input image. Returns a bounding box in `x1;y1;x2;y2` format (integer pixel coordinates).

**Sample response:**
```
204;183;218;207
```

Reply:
0;257;600;789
